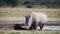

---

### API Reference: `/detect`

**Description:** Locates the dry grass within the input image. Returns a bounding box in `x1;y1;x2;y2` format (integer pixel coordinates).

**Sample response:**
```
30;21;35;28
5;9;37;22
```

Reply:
0;30;60;34
0;8;60;22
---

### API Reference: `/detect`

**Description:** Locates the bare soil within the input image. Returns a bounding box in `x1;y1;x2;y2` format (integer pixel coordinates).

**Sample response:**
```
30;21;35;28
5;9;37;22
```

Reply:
0;21;60;30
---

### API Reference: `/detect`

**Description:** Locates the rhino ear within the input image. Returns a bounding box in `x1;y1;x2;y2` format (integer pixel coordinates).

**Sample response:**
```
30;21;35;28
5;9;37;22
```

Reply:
25;16;26;17
25;16;27;18
25;15;30;18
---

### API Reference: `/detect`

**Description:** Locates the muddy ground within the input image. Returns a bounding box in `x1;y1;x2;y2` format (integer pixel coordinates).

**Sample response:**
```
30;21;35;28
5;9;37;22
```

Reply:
0;21;60;30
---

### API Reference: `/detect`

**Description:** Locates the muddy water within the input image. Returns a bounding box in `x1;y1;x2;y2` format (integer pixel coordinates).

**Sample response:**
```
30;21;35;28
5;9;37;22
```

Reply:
0;24;60;30
0;21;60;30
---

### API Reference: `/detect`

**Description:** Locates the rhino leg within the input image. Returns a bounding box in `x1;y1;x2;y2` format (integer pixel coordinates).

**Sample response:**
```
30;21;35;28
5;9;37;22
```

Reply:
40;23;44;30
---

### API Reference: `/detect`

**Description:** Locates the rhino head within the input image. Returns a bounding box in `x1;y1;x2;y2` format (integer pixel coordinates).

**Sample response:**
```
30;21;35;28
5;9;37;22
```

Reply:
25;15;30;25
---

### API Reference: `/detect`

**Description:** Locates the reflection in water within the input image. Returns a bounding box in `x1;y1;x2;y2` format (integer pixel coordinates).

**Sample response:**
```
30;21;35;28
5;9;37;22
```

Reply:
43;26;60;30
37;26;60;30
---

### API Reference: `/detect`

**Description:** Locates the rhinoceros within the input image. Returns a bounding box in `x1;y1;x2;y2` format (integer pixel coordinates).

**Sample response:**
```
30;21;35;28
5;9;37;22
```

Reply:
21;12;48;30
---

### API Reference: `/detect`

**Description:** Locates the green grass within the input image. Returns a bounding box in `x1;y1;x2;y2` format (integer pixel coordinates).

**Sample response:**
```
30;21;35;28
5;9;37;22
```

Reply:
0;8;60;22
0;30;60;34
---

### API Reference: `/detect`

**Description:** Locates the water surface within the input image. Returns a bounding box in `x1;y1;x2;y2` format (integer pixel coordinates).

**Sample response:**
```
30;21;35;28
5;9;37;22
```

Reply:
37;26;60;30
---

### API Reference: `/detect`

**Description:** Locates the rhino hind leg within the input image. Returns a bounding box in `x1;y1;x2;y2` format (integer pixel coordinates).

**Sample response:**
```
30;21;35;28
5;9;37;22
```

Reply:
40;24;44;30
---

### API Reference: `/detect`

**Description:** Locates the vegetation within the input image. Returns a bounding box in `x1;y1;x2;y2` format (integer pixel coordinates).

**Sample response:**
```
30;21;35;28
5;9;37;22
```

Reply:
0;8;60;22
0;30;60;34
0;0;60;8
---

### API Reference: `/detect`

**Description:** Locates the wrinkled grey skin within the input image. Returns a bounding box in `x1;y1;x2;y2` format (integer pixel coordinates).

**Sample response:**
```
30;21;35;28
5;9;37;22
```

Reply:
21;12;47;30
25;15;37;30
25;15;44;30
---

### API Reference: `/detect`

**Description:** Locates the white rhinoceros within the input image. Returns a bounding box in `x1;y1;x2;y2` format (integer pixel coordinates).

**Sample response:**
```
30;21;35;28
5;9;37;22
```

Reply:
21;12;48;30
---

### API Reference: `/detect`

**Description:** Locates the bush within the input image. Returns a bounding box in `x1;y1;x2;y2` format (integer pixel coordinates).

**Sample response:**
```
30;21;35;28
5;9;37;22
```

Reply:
23;0;34;8
26;4;33;8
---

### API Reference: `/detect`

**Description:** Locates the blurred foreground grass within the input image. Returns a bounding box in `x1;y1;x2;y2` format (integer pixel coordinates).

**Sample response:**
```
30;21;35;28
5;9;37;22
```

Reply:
0;30;60;34
0;8;60;22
